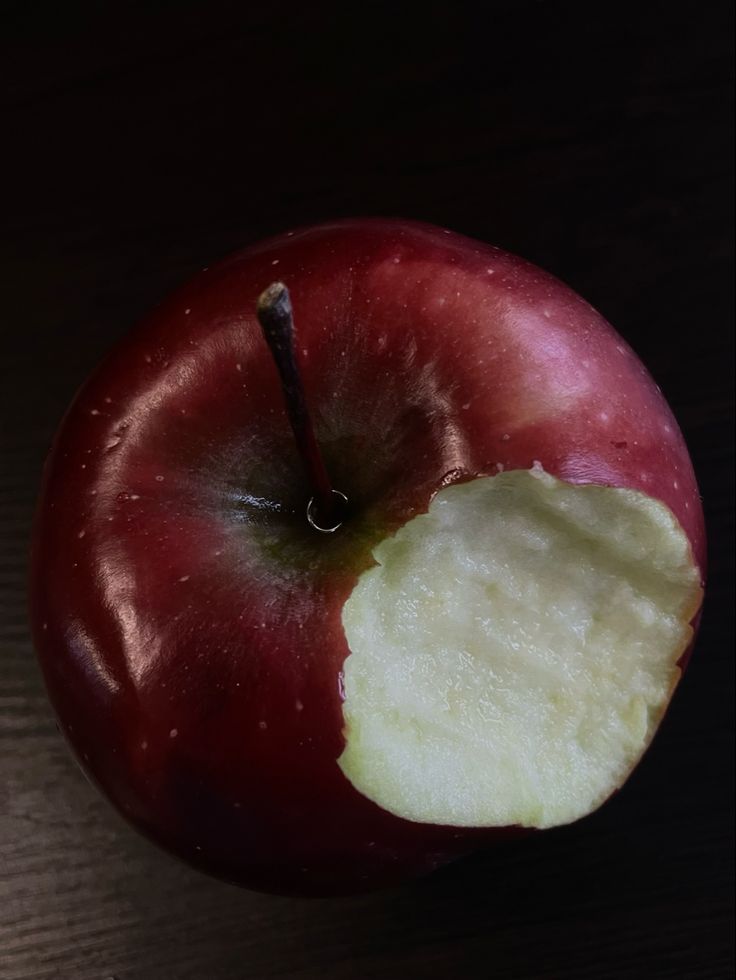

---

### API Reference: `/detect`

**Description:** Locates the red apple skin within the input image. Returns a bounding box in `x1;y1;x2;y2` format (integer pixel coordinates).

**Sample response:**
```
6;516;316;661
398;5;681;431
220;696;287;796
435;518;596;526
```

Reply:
30;219;705;895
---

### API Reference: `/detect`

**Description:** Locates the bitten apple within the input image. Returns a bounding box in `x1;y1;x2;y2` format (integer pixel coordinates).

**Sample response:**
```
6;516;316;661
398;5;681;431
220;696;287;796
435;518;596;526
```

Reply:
30;219;705;895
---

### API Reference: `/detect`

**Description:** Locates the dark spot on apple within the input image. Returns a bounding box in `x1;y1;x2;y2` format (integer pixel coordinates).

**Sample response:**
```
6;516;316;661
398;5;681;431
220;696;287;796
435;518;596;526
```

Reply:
611;440;628;449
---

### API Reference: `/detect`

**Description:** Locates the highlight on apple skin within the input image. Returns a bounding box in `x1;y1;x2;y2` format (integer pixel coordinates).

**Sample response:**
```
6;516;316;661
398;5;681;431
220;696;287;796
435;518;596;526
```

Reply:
30;218;705;896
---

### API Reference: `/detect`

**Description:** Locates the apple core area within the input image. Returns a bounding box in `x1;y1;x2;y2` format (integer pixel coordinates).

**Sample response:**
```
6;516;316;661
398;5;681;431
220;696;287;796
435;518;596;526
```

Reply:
338;468;702;830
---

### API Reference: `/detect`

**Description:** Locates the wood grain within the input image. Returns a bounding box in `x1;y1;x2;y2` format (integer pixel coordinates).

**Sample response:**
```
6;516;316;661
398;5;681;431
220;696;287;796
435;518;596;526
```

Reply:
1;2;733;978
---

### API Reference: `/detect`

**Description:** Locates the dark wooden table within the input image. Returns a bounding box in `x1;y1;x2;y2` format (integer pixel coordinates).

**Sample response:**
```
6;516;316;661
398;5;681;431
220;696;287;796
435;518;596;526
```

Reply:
2;3;733;978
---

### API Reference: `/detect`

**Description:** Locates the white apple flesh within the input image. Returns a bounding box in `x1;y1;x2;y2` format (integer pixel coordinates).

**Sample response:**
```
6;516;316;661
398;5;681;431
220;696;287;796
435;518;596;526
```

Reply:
339;467;702;829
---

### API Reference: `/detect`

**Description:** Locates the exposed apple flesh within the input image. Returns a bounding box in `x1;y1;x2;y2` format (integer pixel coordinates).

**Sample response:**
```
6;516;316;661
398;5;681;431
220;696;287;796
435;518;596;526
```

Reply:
339;467;702;829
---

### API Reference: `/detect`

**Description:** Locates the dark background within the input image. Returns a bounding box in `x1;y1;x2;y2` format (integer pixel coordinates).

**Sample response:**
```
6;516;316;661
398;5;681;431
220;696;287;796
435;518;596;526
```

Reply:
1;2;733;978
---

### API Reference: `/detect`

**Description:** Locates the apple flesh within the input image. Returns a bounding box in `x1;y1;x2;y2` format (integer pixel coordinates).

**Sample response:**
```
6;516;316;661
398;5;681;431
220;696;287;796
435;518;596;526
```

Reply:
339;468;701;829
30;219;705;895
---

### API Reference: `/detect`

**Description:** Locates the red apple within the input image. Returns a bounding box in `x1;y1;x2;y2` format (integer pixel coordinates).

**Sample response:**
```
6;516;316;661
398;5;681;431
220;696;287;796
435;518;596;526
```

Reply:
30;219;705;895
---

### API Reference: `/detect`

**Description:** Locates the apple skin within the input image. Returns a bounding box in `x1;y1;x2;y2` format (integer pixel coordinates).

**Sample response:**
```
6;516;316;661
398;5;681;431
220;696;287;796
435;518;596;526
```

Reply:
30;219;705;895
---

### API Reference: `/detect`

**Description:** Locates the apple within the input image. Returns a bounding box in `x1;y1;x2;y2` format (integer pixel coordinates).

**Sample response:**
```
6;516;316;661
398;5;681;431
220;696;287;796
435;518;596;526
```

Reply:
30;218;705;896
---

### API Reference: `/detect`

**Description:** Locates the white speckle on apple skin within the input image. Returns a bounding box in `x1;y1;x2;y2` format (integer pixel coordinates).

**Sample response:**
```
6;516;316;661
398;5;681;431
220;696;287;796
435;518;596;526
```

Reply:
141;741;148;750
169;729;178;738
155;475;165;482
178;575;190;583
184;308;191;315
295;700;304;712
259;721;268;730
77;529;86;539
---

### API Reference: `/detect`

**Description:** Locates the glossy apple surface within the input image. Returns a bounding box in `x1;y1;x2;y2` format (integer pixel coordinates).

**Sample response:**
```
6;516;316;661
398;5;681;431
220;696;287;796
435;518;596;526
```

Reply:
30;219;705;895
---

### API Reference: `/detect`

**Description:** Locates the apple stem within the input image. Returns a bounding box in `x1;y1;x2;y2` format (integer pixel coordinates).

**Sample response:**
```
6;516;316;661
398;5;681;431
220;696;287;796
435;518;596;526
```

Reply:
256;282;345;532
